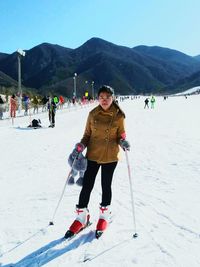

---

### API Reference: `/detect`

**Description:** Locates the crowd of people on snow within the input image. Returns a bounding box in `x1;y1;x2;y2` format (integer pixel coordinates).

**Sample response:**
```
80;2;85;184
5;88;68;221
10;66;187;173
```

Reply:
0;92;165;123
0;91;191;123
0;93;96;122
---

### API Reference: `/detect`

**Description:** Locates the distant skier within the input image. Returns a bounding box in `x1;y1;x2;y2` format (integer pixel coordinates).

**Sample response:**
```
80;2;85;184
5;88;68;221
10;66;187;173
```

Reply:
48;97;57;128
144;98;149;109
23;95;30;116
150;96;156;109
64;85;130;239
0;95;5;120
53;95;59;105
72;96;76;105
59;95;65;109
32;96;39;114
41;96;48;112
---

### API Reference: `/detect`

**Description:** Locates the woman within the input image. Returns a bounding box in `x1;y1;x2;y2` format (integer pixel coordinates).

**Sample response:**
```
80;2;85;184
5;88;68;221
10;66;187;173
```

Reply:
65;85;130;238
10;94;17;118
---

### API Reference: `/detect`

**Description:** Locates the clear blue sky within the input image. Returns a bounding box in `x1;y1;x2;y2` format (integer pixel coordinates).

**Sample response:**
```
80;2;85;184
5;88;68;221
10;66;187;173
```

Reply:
0;0;199;56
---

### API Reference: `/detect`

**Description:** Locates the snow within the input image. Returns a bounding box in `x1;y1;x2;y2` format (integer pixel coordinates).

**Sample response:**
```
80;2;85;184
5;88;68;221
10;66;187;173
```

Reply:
0;95;200;267
175;86;200;95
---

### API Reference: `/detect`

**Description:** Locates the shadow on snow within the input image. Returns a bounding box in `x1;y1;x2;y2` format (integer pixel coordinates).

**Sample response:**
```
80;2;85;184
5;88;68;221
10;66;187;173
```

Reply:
3;230;95;267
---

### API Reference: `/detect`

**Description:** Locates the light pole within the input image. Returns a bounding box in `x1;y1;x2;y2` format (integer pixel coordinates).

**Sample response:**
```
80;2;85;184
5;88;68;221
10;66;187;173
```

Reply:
17;48;25;112
73;73;77;97
91;81;94;99
85;80;89;99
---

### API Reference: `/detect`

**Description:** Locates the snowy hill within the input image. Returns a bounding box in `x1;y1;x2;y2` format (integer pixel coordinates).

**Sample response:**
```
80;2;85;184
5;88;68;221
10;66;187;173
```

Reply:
175;86;200;95
0;96;200;267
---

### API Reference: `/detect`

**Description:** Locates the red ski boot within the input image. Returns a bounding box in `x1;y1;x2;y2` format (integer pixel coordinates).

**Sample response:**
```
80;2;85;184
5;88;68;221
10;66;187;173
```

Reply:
65;206;90;239
96;205;111;239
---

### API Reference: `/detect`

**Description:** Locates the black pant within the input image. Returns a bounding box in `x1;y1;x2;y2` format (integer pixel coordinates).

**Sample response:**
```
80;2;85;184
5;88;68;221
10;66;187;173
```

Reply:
78;160;118;208
49;110;55;125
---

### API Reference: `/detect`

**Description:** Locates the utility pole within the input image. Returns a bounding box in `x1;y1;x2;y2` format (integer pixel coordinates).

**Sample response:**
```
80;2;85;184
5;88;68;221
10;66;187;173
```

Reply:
17;49;25;112
91;81;95;99
73;73;77;97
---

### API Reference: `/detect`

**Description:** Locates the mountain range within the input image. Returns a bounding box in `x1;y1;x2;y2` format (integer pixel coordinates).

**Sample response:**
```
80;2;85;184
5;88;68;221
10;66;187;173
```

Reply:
0;37;200;97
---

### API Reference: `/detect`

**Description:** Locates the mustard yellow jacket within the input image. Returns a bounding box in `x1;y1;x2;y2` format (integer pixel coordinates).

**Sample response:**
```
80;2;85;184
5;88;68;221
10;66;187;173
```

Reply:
80;103;125;163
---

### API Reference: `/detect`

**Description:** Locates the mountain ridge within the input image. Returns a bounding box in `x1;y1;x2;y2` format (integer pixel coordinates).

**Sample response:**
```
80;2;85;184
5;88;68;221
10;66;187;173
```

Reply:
0;37;200;96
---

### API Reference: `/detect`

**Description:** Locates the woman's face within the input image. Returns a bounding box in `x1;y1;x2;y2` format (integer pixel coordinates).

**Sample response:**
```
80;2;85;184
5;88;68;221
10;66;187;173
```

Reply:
98;92;113;111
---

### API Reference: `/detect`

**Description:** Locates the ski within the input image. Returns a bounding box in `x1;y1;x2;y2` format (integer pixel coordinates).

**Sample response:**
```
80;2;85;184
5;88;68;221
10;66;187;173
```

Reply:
94;214;114;239
64;221;92;240
95;230;104;239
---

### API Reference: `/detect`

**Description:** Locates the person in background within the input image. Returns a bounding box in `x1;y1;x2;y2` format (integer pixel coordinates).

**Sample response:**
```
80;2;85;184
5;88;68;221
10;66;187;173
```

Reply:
65;85;130;239
72;96;76;105
48;97;57;128
41;96;48;112
32;96;39;114
150;95;156;109
10;94;17;118
144;98;149;109
53;95;59;105
0;95;5;119
23;95;30;115
59;95;65;109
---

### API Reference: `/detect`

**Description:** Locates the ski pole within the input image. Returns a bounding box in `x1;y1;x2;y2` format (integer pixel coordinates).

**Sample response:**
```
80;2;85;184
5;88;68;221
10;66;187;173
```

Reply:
124;149;138;238
49;157;77;225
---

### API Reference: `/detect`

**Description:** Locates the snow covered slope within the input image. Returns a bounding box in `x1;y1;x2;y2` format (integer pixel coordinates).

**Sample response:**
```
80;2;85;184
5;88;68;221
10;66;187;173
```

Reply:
175;86;200;95
0;95;200;267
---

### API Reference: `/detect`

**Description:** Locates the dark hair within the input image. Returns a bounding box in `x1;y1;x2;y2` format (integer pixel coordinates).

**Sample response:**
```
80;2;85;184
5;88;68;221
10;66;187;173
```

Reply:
113;100;126;118
98;85;114;96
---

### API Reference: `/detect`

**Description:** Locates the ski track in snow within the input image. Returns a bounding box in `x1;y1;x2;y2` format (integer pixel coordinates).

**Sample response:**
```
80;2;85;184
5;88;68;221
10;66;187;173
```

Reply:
1;96;200;267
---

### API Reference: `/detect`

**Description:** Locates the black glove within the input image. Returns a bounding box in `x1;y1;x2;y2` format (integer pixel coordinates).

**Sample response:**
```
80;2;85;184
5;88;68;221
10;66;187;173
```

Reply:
119;139;130;151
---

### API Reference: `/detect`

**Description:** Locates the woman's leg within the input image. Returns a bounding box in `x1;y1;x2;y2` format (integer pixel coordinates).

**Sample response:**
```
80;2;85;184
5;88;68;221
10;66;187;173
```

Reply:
78;160;100;208
101;162;118;206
